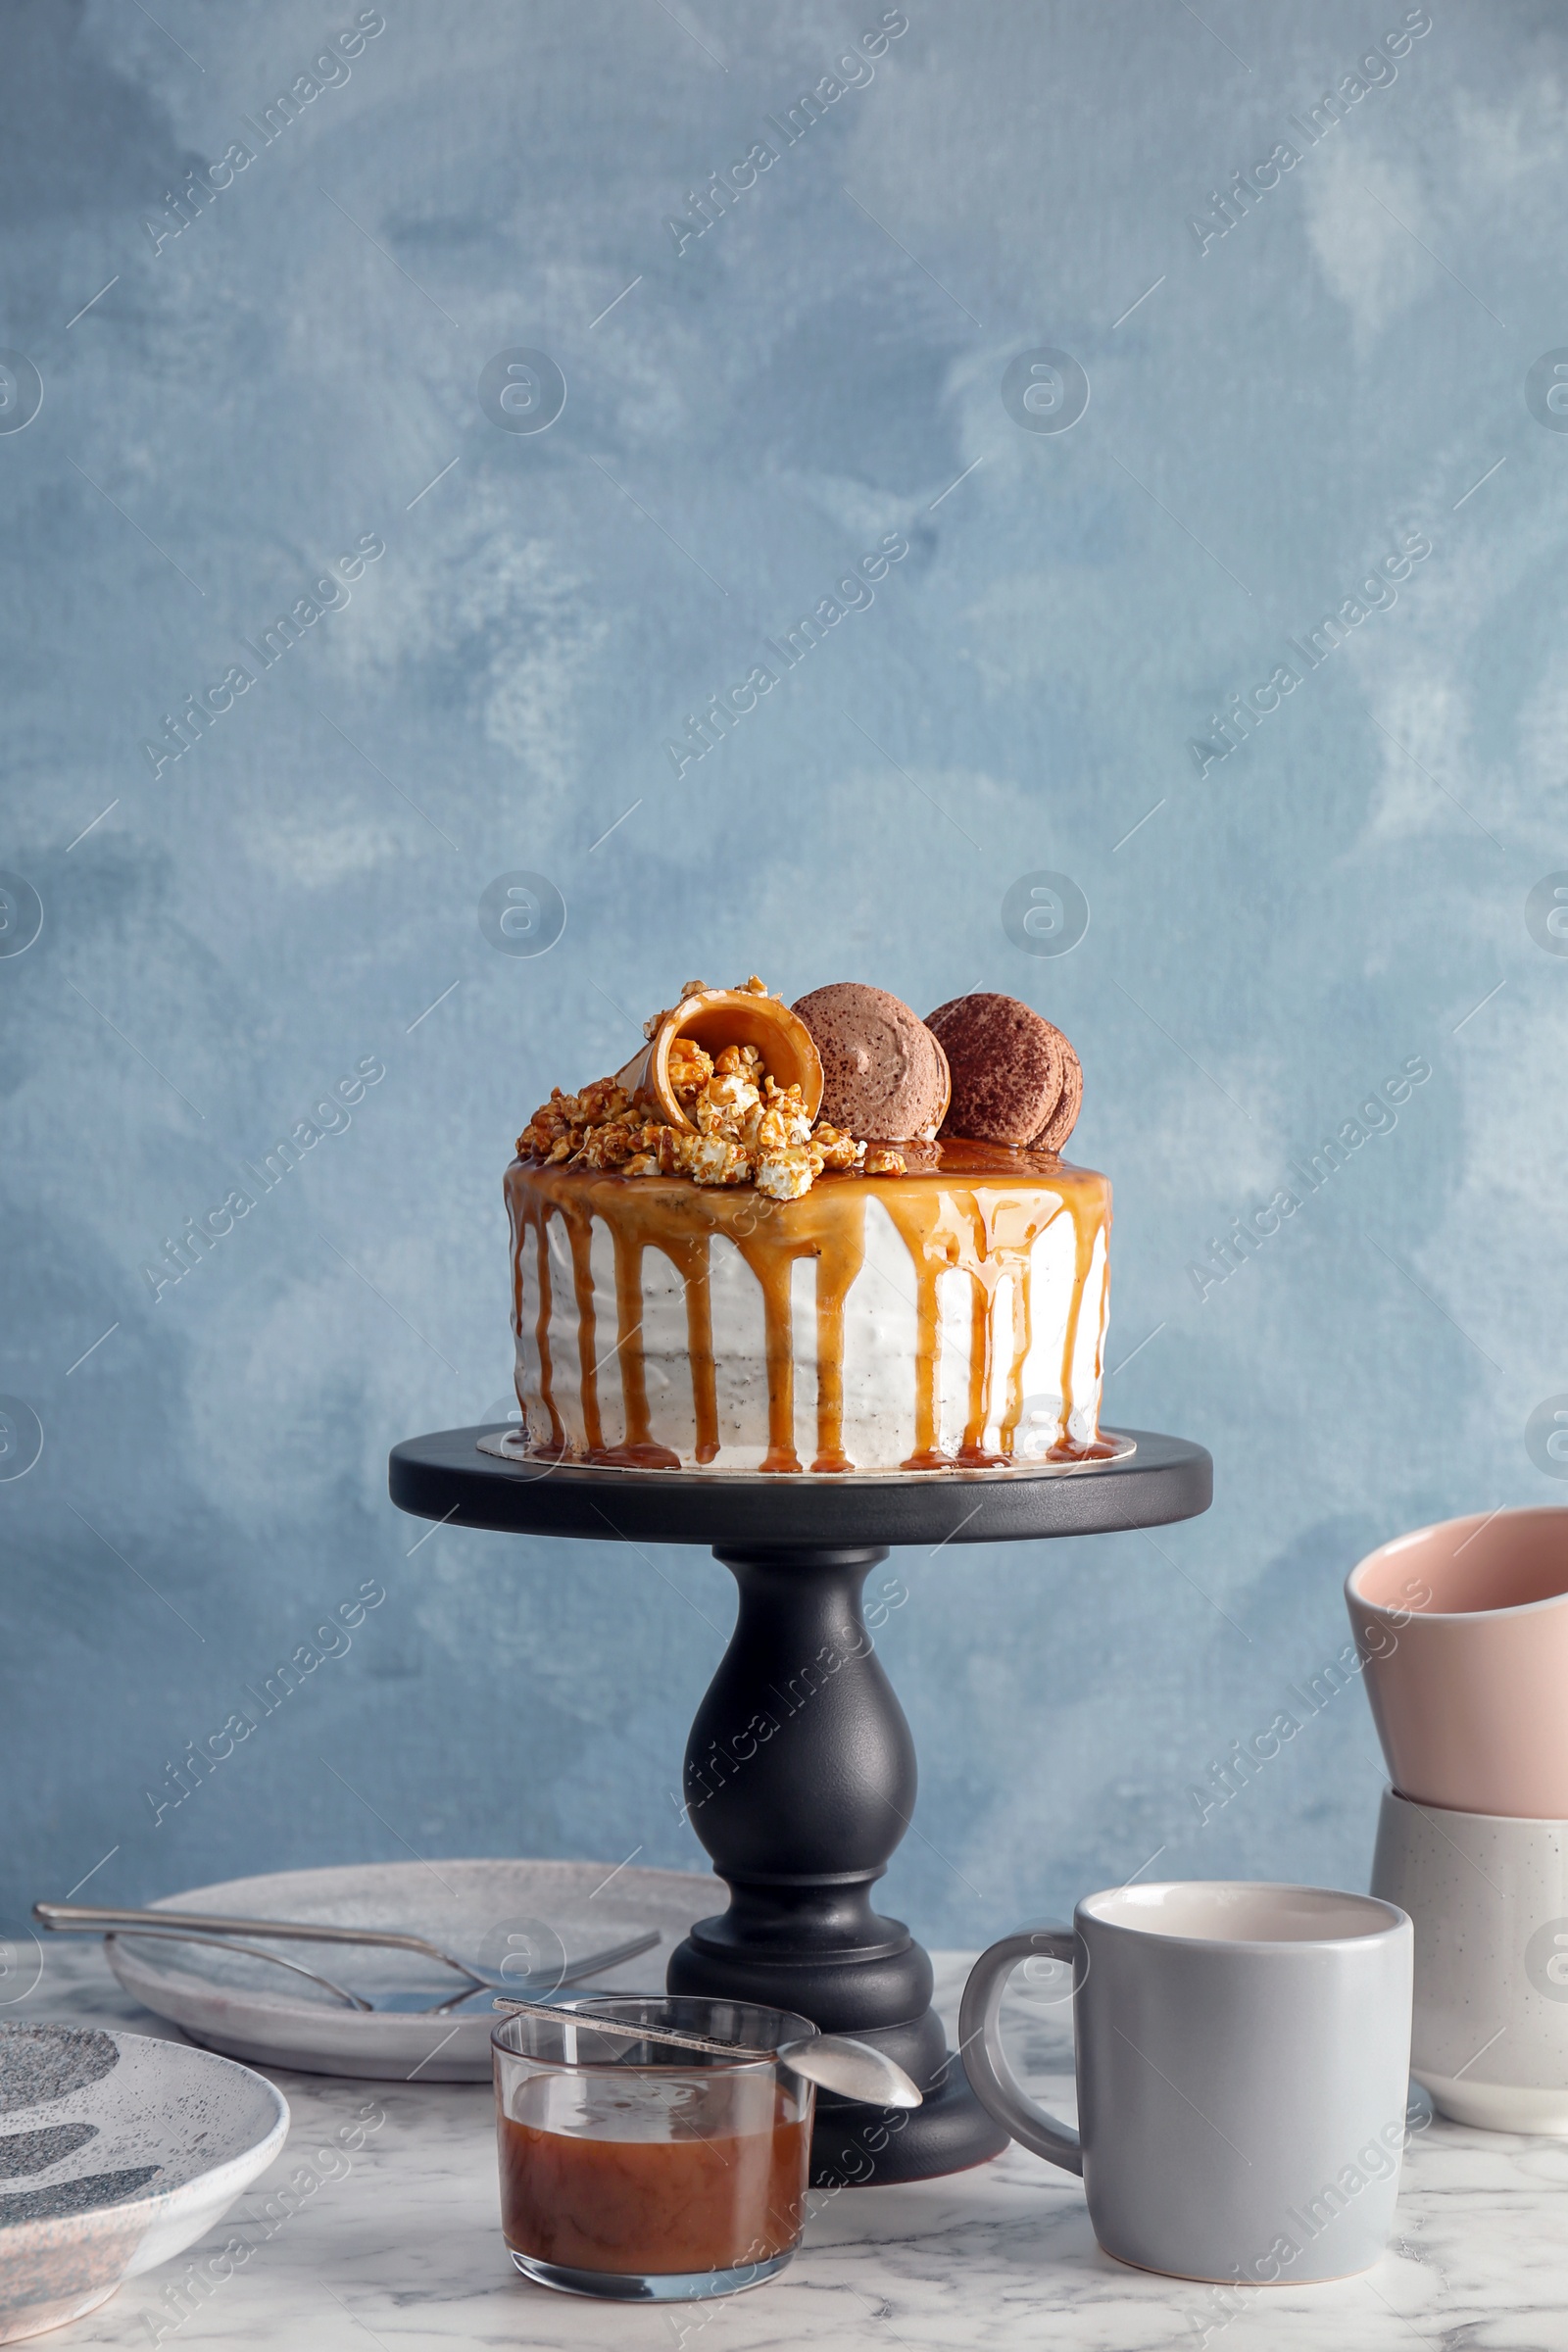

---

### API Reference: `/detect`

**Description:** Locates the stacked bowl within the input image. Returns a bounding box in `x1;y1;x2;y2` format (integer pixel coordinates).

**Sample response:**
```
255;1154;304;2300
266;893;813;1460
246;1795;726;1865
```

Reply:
1347;1508;1568;2131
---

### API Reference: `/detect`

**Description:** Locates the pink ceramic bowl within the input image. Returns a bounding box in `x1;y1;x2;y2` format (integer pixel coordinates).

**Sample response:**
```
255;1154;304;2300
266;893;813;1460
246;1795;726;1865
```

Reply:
1346;1508;1568;1818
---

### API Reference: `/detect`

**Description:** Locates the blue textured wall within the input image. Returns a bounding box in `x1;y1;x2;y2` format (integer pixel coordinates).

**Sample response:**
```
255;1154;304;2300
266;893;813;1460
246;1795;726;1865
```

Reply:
3;0;1561;1946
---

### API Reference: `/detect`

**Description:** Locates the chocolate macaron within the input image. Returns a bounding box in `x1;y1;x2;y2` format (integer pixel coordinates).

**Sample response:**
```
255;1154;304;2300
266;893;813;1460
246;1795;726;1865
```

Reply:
924;992;1083;1152
792;983;951;1142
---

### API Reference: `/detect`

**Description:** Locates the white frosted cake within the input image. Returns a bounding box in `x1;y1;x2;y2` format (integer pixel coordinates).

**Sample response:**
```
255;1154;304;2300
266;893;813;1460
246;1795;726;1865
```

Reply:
507;976;1111;1475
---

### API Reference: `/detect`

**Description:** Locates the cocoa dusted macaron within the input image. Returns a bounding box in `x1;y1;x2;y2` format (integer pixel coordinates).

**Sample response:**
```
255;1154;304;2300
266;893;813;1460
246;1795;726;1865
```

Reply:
792;983;951;1143
924;992;1083;1152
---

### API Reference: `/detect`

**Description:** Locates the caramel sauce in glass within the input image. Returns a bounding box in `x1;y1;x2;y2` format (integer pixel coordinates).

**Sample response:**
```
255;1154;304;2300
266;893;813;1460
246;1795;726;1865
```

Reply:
506;1139;1110;1472
497;2095;809;2277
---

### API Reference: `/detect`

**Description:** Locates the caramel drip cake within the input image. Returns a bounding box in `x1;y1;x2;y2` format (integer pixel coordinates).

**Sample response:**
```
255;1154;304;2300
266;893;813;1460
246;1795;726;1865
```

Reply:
507;976;1111;1475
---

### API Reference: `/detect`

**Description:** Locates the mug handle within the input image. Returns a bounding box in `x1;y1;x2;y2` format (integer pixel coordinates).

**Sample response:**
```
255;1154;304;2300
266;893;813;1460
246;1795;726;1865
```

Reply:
958;1928;1083;2176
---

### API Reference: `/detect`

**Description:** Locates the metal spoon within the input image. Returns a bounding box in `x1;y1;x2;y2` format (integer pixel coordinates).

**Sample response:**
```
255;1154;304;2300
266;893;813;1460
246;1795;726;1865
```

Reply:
492;1994;923;2108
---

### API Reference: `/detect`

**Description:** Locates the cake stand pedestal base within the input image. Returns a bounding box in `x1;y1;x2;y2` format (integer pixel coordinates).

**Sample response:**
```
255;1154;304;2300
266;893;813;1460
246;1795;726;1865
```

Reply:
665;1543;1004;2184
387;1427;1212;2184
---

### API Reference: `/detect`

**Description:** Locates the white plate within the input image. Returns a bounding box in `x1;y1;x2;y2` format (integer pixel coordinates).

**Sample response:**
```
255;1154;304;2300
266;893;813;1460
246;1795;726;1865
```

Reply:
0;2023;288;2343
475;1428;1137;1477
106;1858;717;2082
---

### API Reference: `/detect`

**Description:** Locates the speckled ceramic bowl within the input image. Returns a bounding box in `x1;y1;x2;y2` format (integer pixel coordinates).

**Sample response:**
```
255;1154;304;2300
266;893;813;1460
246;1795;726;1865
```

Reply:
0;2023;287;2341
1370;1788;1568;2132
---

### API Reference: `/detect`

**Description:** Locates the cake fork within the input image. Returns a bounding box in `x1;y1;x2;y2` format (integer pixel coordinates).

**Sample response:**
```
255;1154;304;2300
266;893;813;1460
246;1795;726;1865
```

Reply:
34;1901;660;2014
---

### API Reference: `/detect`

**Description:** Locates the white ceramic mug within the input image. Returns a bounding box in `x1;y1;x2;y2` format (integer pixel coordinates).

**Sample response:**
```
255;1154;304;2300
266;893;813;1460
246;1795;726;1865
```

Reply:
960;1883;1412;2284
1370;1787;1568;2132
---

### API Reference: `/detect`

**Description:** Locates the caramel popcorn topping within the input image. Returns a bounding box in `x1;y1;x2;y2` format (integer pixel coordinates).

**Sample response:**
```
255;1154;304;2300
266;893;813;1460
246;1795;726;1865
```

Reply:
517;979;869;1199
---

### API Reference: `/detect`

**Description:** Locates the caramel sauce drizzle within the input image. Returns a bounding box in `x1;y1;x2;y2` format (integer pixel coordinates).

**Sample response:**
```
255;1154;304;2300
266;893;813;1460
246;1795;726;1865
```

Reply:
1047;1196;1114;1462
508;1179;564;1450
729;1235;803;1474
563;1206;605;1455
532;1212;564;1450
679;1237;719;1463
507;1140;1109;1474
1001;1240;1034;1459
875;1162;1083;1470
806;1192;866;1474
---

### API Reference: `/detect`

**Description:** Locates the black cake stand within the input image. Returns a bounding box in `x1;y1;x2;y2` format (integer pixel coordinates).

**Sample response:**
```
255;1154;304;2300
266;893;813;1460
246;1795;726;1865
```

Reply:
388;1427;1211;2185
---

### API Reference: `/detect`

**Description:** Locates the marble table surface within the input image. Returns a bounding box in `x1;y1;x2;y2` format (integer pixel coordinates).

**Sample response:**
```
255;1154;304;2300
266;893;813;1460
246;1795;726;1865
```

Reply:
17;1941;1568;2350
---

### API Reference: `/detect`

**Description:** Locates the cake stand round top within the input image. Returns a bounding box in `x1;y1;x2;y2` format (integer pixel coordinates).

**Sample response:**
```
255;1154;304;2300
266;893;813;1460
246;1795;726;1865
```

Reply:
388;1427;1211;1547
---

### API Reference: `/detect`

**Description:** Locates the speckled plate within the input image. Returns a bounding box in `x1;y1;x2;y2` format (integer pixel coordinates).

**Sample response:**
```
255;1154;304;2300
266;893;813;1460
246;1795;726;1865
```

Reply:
105;1858;716;2082
0;2022;287;2343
